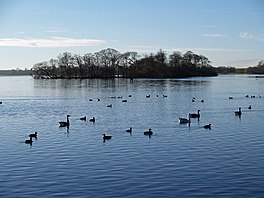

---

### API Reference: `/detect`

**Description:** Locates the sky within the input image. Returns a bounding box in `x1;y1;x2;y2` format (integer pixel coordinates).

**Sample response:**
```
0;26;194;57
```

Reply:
0;0;263;69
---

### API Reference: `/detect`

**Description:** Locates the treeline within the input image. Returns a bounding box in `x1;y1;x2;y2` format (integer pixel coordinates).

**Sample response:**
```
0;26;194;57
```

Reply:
216;60;264;74
0;69;33;76
32;48;217;79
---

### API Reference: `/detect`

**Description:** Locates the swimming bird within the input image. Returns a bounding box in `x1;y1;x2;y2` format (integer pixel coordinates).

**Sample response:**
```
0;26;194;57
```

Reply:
107;104;112;108
203;124;211;130
146;95;150;98
59;115;70;127
29;132;37;138
0;101;2;104
248;105;252;110
189;110;200;118
144;128;153;136
25;137;33;144
122;100;127;102
163;95;167;98
234;107;242;116
89;117;95;123
102;134;112;141
201;99;204;103
80;116;86;121
178;114;191;124
229;96;233;100
126;127;132;133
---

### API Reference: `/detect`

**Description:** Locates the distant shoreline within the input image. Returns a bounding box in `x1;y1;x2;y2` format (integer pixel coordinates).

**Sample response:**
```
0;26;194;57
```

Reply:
0;70;33;76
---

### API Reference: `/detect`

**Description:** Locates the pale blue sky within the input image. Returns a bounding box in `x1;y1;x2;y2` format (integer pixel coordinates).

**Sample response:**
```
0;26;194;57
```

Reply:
0;0;263;69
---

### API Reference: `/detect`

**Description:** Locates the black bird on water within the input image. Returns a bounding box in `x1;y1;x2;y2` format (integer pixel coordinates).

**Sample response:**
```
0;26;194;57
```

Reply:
29;132;37;138
59;115;70;127
203;124;211;130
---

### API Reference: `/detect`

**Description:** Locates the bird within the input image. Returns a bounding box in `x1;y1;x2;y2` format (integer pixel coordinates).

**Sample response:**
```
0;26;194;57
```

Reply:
80;116;86;121
201;99;204;103
107;104;112;108
102;134;112;141
144;128;153;136
0;101;2;104
89;117;95;123
126;127;132;133
122;100;127;102
163;95;167;98
192;97;195;102
248;105;252;110
229;96;233;100
189;110;200;118
25;137;33;144
234;107;242;116
59;115;70;127
146;95;150;98
29;132;37;138
203;124;211;130
178;114;191;124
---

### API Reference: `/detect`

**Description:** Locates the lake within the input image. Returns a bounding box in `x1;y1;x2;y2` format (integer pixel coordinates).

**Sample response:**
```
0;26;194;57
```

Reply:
0;75;263;197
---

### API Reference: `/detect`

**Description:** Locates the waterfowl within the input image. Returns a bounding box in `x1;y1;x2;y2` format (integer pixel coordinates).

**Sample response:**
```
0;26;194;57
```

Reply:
203;124;211;130
128;95;132;97
178;114;191;124
189;110;200;118
89;117;95;123
201;99;204;103
144;128;153;136
29;132;37;138
146;95;150;98
107;104;112;108
80;116;86;121
59;115;70;127
229;97;233;100
126;127;132;133
89;98;93;101
0;101;2;104
163;95;167;98
248;105;252;110
192;97;195;102
234;107;242;116
97;98;101;102
122;100;127;102
102;134;112;140
25;137;33;144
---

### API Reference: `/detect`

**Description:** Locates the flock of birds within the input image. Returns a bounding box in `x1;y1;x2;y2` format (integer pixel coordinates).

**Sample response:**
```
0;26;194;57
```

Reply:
21;93;260;145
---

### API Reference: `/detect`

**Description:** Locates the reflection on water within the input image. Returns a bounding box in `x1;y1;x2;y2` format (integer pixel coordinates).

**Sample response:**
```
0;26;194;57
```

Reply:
0;75;264;198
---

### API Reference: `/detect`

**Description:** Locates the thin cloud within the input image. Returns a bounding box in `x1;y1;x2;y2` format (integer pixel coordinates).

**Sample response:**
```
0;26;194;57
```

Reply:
203;33;226;38
0;37;106;47
240;32;264;42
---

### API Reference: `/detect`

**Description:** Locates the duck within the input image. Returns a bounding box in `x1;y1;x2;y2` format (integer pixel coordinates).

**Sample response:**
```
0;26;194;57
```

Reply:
146;95;150;98
122;100;127;102
59;115;70;127
189;110;200;118
163;95;167;98
29;132;37;138
203;124;211;130
102;134;112;140
89;117;95;123
126;127;132;133
201;99;204;103
234;107;242;116
80;116;86;121
25;137;33;144
144;128;153;136
107;104;112;108
178;114;191;124
248;105;252;110
0;101;2;104
229;96;233;100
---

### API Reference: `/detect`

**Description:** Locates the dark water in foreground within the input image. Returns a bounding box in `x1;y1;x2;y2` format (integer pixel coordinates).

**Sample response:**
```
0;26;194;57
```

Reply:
0;75;263;197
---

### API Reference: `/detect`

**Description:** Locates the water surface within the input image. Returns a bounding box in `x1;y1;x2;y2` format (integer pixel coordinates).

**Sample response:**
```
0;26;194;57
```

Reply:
0;75;263;197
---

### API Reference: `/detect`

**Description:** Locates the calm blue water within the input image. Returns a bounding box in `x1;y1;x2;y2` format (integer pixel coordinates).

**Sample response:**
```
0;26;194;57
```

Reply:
0;75;263;197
